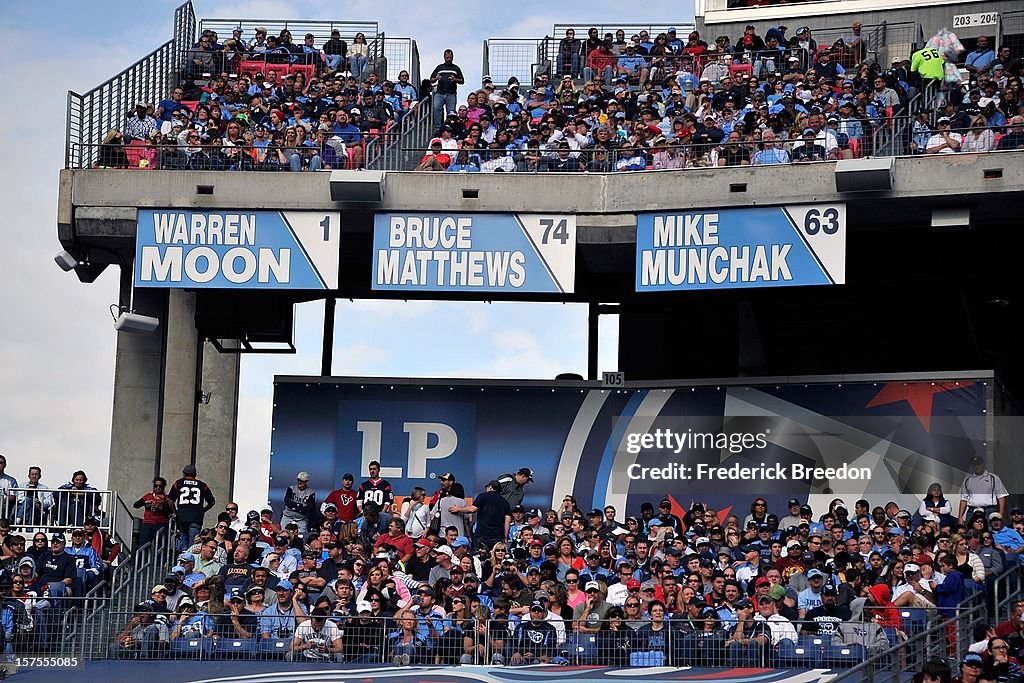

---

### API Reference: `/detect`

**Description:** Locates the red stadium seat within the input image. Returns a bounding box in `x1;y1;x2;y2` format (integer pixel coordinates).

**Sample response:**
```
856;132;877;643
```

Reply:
180;100;200;112
288;63;316;82
729;63;753;80
848;137;861;158
239;58;267;79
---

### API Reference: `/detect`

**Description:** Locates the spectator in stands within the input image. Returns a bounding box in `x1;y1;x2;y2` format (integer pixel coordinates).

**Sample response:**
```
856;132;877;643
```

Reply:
98;130;128;168
792;127;828;162
584;42;616;87
959;455;1008;521
188;34;217;79
558;30;582;79
966;37;996;80
753;130;790;164
845;22;866;65
927;117;962;154
962;115;996;152
346;32;370;79
998;115;1024;149
125;102;159;142
790;26;818;54
430;49;465;128
169;464;216;552
108;602;169;658
194;538;224;578
15;466;53;527
54;470;101;527
133;477;174;548
618;44;650;88
493;469;532;509
260;578;307;642
66;528;101;594
282;471;316;535
38;531;76;604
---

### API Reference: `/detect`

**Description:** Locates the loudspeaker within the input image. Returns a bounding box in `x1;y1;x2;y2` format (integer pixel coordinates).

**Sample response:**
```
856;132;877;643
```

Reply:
834;157;895;193
329;170;385;202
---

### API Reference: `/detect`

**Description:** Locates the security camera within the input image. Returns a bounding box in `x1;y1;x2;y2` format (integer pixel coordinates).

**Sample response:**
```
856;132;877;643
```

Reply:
55;250;78;272
114;312;160;335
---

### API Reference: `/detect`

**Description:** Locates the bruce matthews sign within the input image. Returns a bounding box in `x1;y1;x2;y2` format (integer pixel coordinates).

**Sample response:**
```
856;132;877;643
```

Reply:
134;209;340;290
636;205;846;292
372;212;576;294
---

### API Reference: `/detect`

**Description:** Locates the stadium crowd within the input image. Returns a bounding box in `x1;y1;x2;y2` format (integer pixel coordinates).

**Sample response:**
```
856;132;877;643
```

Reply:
92;23;1024;174
100;26;420;171
0;456;120;657
416;25;1024;172
92;453;1023;676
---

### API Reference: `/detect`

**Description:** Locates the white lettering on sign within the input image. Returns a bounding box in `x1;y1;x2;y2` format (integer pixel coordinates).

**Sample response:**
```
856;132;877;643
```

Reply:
356;420;458;478
653;213;720;247
139;245;291;284
640;244;792;286
153;212;257;245
952;13;999;27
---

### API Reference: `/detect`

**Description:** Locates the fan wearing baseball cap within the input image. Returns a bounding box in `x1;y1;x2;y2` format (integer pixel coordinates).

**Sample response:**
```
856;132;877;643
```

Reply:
958;454;1009;522
574;580;610;632
494;468;533;509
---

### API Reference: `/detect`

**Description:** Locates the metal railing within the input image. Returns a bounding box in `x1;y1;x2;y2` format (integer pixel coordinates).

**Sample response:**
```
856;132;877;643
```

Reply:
482;38;548;90
66;135;400;171
992;562;1023;624
110;521;179;615
35;607;988;667
66;0;195;169
65;123;1024;174
1002;10;1024;60
5;486;135;550
366;100;433;171
830;595;989;683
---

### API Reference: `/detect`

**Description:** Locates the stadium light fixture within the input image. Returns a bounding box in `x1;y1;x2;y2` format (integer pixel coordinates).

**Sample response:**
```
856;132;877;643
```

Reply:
54;249;79;272
110;304;160;335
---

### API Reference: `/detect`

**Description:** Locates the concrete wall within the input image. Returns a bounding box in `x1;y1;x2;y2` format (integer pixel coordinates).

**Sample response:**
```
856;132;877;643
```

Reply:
60;152;1024;219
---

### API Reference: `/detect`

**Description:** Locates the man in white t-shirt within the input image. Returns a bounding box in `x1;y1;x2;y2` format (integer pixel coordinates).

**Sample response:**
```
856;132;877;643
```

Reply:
289;607;343;661
926;117;962;154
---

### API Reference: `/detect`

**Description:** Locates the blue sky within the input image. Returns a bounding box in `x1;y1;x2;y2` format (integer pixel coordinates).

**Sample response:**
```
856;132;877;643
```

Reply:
0;0;693;513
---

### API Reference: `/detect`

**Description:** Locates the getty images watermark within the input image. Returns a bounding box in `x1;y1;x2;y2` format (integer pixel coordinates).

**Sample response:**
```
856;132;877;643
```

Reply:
622;427;872;483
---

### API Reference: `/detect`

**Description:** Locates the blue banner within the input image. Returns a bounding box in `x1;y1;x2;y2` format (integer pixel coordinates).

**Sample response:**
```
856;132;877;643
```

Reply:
372;213;576;293
270;377;985;520
135;210;340;289
636;205;845;292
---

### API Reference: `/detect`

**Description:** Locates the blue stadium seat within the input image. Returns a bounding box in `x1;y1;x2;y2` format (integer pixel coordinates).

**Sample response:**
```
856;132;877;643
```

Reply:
797;634;829;650
213;637;257;659
567;633;598;664
778;639;823;667
630;651;666;666
171;637;211;657
258;637;293;658
900;608;928;635
824;643;866;667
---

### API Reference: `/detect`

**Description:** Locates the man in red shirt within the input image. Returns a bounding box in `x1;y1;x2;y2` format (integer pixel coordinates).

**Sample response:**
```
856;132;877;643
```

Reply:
324;473;358;522
775;539;807;581
373;518;414;564
584;42;616;86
